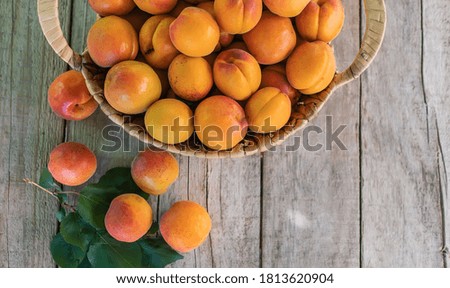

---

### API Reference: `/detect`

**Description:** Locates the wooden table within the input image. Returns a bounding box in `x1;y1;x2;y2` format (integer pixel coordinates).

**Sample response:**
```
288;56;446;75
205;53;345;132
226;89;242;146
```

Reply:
0;0;448;268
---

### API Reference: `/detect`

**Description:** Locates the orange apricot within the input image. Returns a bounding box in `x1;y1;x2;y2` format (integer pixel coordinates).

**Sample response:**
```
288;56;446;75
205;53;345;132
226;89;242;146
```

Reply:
131;150;179;195
88;0;135;16
48;70;98;121
263;0;309;17
168;54;213;101
286;41;336;95
243;11;297;65
104;61;161;114
134;0;177;14
87;16;138;68
213;49;261;101
214;0;263;34
48;142;97;186
245;87;291;133
295;0;345;42
169;7;220;57
160;201;211;253
194;95;248;150
104;194;152;243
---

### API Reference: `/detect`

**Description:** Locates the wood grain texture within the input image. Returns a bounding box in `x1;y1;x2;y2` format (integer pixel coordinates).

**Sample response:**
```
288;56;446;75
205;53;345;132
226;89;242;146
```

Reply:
360;0;444;267
0;0;71;267
422;0;450;266
261;0;361;267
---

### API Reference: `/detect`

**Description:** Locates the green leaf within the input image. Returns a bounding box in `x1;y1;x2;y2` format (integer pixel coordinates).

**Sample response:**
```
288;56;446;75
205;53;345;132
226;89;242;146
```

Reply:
50;234;85;268
55;208;66;222
87;231;143;268
97;167;148;199
77;167;147;229
148;222;159;235
139;237;183;268
39;167;61;192
60;212;96;252
77;184;122;229
77;256;92;268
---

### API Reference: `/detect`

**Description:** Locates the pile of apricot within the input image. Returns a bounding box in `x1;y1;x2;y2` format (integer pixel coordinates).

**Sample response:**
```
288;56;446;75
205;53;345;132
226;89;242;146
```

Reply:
87;0;345;151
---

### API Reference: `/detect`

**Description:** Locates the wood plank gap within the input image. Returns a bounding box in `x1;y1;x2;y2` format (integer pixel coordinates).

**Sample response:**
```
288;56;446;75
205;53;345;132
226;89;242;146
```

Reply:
358;0;363;269
259;153;264;268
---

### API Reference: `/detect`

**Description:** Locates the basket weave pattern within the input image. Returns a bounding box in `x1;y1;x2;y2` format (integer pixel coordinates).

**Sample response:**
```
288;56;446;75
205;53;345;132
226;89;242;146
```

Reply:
38;0;386;158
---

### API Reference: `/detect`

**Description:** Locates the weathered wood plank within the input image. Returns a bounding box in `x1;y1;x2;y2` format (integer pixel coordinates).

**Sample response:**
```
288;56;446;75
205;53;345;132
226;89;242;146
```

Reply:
0;0;72;267
423;0;450;266
360;0;444;267
160;157;262;267
261;0;361;267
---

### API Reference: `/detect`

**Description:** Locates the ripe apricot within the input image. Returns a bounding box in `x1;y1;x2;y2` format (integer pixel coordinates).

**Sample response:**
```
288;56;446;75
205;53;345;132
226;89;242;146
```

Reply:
286;41;336;95
144;99;194;144
139;15;179;69
213;49;261;101
214;0;263;34
260;64;300;105
295;0;345;43
104;194;152;243
105;61;161;114
134;0;177;14
243;11;296;65
88;0;135;16
48;142;97;186
168;54;213;101
245;87;291;133
169;7;220;57
160;201;211;253
194;95;248;150
87;16;138;68
48;70;98;121
263;0;309;17
131;150;179;195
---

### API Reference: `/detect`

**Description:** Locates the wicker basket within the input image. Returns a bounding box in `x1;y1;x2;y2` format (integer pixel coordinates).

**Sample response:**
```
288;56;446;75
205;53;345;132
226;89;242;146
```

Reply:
38;0;386;158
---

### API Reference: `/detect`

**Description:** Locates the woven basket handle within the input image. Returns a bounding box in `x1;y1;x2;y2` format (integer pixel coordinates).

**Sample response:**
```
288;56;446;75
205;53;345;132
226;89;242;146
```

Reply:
37;0;82;70
335;0;386;87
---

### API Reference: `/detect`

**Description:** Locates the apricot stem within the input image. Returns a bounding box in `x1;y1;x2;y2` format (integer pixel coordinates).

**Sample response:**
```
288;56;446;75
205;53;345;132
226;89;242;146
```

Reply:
23;178;59;200
57;191;81;196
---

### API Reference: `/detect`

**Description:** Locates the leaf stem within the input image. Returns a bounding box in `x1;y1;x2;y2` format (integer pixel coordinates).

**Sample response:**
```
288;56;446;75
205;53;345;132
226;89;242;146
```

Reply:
57;191;81;196
23;178;59;200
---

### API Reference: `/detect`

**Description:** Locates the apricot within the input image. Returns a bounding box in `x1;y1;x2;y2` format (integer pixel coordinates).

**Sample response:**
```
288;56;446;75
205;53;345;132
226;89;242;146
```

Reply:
121;7;151;32
131;150;179;195
245;87;291;133
104;194;152;243
145;99;194;144
139;15;179;69
87;16;138;68
133;0;177;14
286;41;336;95
263;0;309;17
104;61;161;114
243;11;296;65
213;49;261;101
168;54;213;101
160;201;211;253
295;0;345;43
48;142;97;186
88;0;135;16
260;64;300;105
197;1;234;49
214;0;263;34
194;95;248;150
48;70;98;121
169;7;220;57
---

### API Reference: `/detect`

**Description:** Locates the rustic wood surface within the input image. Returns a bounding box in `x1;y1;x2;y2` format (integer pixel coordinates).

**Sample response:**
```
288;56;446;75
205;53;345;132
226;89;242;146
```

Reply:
0;0;448;267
